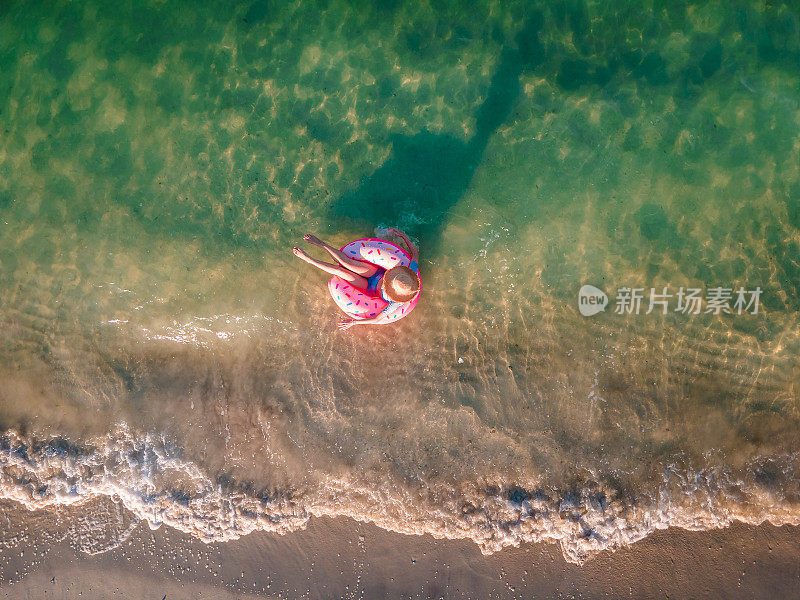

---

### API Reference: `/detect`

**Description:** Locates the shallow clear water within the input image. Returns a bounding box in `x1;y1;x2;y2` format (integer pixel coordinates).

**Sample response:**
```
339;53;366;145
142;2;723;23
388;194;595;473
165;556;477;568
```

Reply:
1;0;799;562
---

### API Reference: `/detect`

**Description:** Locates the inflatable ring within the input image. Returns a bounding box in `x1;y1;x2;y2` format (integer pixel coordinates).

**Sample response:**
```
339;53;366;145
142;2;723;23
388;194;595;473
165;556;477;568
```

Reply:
328;238;421;324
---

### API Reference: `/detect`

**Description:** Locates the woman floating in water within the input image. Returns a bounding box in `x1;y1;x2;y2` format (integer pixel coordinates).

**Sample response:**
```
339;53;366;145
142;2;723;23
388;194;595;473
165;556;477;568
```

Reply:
293;229;421;330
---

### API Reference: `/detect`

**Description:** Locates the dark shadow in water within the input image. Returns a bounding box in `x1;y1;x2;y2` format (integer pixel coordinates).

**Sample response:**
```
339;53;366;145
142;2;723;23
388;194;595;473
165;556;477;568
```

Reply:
326;1;800;313
327;12;546;248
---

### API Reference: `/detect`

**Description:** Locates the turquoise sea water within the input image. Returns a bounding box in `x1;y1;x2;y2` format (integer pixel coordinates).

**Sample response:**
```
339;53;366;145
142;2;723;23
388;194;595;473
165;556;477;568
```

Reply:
1;0;799;562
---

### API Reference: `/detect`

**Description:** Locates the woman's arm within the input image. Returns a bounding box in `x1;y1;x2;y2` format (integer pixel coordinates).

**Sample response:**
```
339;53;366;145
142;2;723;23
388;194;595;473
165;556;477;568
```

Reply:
338;314;389;329
338;316;378;330
338;301;404;330
387;228;418;262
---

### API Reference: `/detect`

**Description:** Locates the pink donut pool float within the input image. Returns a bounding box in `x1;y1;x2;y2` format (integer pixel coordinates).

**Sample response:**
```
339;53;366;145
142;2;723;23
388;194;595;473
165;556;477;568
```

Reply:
327;238;421;325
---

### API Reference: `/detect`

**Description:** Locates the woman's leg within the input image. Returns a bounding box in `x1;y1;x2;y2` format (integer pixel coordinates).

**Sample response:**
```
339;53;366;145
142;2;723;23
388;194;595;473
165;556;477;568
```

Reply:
293;247;368;288
304;234;378;276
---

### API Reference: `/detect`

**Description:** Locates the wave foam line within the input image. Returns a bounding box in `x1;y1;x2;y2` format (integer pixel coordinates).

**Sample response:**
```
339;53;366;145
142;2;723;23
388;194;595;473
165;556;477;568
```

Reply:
2;426;800;563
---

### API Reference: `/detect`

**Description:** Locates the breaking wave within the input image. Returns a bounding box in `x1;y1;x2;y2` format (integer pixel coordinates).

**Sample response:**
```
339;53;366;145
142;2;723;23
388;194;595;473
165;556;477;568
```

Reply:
3;425;800;563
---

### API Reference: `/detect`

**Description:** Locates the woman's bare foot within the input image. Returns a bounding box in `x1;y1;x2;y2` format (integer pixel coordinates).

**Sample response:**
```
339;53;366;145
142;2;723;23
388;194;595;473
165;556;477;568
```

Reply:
293;246;312;262
303;234;324;248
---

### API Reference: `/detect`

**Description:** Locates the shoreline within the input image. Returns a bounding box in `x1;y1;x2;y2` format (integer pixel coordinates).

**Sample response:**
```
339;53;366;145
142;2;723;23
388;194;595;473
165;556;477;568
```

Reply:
1;503;798;599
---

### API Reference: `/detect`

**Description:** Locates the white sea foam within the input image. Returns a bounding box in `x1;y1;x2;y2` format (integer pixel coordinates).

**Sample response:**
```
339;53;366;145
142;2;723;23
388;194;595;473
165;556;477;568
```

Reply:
2;425;799;564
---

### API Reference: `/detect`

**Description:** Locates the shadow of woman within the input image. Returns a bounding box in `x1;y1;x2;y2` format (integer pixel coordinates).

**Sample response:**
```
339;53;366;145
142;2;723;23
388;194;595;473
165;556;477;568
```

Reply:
327;11;546;251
